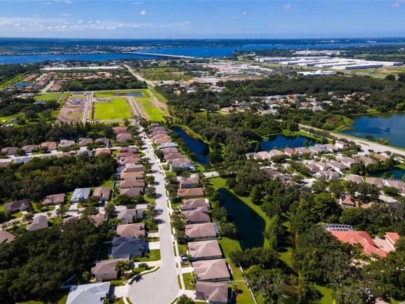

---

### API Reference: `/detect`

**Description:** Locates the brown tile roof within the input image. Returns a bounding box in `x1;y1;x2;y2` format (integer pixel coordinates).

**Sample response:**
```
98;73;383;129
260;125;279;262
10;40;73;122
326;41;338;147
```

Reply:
113;126;128;135
4;199;30;213
193;259;230;281
93;187;111;201
183;208;211;224
90;213;106;227
117;223;145;238
120;180;145;189
180;199;210;211
196;282;229;303
95;148;111;156
120;187;143;198
177;188;205;199
189;240;222;260
42;193;65;206
0;230;16;244
186;223;217;239
120;171;144;180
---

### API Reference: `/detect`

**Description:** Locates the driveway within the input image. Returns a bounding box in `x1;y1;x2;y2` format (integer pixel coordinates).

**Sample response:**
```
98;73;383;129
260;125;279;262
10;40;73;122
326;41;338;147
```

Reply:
126;132;180;304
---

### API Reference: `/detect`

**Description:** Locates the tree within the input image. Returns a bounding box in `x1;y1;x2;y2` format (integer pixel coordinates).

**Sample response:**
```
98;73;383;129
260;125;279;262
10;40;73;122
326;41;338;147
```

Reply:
145;175;155;185
177;295;194;304
250;185;262;205
145;187;156;198
23;212;34;223
105;203;116;218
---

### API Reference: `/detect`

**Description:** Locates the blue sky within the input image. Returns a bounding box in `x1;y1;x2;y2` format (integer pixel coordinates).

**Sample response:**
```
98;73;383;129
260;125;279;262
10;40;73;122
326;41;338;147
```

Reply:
0;0;404;38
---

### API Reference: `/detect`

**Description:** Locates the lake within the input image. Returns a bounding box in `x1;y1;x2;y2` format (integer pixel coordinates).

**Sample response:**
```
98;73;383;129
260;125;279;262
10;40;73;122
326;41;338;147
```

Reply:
341;114;405;148
217;188;265;249
172;126;209;165
371;168;405;180
258;135;316;151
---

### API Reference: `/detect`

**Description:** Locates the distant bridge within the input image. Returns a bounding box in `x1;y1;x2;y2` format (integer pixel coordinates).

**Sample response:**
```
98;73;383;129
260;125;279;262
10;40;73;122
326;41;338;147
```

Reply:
125;52;199;59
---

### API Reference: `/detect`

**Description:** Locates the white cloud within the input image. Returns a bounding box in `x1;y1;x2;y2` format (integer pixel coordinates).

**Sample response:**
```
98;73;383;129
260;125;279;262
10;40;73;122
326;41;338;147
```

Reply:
241;11;248;15
390;0;404;7
282;3;292;10
0;16;153;34
59;13;71;17
140;10;147;16
159;21;190;28
133;1;143;5
54;0;72;4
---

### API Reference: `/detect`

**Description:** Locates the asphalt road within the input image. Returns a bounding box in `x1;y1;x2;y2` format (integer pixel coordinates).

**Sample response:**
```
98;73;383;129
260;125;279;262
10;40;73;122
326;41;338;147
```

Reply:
127;133;180;304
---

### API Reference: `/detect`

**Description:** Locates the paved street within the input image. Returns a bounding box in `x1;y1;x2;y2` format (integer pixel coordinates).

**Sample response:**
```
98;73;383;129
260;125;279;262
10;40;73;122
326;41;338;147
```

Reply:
126;132;180;304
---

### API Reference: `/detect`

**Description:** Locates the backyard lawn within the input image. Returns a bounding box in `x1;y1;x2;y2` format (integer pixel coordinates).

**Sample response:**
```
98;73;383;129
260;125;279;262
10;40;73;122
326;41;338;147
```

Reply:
93;97;132;121
182;272;195;290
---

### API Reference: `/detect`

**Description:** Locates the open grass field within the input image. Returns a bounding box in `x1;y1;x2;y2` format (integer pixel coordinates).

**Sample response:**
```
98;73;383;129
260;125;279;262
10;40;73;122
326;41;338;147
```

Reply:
34;92;62;102
138;67;193;81
344;66;405;79
94;89;145;98
93;97;132;121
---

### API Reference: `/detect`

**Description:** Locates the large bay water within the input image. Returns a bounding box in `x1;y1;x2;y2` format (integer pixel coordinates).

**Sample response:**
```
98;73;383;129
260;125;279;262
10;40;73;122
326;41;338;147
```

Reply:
341;114;405;148
1;38;405;64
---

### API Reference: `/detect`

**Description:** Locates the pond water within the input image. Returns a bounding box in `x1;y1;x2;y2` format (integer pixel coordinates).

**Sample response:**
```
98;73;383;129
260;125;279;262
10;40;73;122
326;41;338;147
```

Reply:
114;92;144;97
341;114;405;148
172;126;209;165
370;168;405;180
258;135;316;151
217;188;265;249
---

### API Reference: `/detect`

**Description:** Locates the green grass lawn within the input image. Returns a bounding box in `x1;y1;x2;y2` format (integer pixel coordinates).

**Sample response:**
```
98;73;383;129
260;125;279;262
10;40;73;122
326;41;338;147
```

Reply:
135;249;161;262
94;97;132;121
150;89;168;104
182;272;195;290
0;113;22;123
34;92;62;102
94;89;144;98
314;285;334;304
137;92;167;122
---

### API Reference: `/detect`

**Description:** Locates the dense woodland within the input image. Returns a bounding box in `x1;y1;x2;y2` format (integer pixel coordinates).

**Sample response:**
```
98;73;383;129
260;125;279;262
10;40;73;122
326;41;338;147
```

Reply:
0;220;104;303
62;70;147;91
0;121;114;148
0;93;58;118
0;154;116;203
0;64;39;85
217;162;405;303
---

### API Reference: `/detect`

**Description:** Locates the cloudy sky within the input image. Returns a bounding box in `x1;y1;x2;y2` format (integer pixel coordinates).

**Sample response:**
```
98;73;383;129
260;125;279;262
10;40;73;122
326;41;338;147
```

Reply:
0;0;404;38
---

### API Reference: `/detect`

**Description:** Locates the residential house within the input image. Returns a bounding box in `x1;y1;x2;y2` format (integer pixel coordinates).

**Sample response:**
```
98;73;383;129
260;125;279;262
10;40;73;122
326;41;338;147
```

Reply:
91;260;120;282
340;194;357;209
193;259;231;282
180;199;210;211
120;171;144;181
196;282;229;304
186;223;217;241
1;147;18;156
365;177;385;188
124;164;144;172
0;231;15;244
42;193;65;206
329;230;389;258
158;142;179;150
95;138;110;146
170;158;195;171
71;188;91;203
385;180;405;194
79;138;93;147
335;141;349;149
372;154;390;161
295;147;312;155
315;170;340;180
339;157;359;168
313;161;331;171
120;187;143;198
113;126;128;135
269;149;285;158
178;188;205;199
111;237;148;259
179;178;200;189
22;145;38;153
90;213;106;227
66;282;110;304
345;174;363;184
26;215;48;231
328;160;349;172
116;223;146;238
164;152;184;161
95;148;111;157
117;209;137;224
93;187;111;202
183;207;211;224
284;148;296;157
40;141;57;151
4;199;30;213
188;240;222;261
256;151;271;160
119;180;145;189
116;133;133;143
59;139;76;149
161;147;179;155
358;156;376;166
